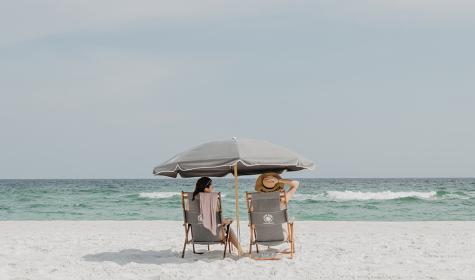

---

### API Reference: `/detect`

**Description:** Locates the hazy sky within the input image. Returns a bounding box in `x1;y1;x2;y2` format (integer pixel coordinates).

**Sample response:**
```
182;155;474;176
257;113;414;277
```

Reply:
1;1;474;179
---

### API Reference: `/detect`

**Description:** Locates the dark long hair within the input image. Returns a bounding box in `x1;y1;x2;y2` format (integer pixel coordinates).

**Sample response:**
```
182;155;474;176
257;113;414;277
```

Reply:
192;177;212;201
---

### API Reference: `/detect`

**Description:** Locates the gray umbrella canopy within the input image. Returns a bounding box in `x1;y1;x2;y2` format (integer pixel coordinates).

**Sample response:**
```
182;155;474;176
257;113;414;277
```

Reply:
153;137;315;178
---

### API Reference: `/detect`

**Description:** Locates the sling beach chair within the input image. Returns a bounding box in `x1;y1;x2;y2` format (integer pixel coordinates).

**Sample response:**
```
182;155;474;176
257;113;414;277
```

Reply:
181;192;232;259
246;190;295;260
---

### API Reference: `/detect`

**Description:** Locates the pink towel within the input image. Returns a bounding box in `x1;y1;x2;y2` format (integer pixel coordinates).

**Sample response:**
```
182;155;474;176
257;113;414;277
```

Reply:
199;192;218;235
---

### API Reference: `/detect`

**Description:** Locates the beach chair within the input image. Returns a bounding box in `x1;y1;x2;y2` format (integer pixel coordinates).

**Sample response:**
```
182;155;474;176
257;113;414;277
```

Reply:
181;192;232;258
245;190;295;260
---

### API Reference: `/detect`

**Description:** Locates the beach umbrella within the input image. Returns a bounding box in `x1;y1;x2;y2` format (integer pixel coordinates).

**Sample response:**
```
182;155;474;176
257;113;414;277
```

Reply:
153;137;315;241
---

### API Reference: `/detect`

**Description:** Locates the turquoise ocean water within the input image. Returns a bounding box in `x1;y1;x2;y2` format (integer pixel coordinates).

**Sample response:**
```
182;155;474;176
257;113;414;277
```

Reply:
0;178;474;221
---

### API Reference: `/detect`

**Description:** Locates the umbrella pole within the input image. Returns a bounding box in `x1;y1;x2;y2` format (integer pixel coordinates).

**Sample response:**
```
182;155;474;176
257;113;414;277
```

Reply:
233;162;241;245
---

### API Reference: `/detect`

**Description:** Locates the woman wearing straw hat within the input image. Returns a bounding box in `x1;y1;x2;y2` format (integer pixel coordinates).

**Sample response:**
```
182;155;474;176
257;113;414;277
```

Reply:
255;172;300;202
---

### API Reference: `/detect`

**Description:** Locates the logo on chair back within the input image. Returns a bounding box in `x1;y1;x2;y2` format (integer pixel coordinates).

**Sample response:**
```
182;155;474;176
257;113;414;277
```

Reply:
197;213;203;224
263;213;274;224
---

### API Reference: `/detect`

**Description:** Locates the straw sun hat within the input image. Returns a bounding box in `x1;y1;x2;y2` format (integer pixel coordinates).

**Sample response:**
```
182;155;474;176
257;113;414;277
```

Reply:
255;172;285;192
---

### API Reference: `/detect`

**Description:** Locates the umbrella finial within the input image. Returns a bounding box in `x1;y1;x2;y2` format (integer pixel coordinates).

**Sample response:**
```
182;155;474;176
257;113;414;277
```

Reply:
232;136;237;141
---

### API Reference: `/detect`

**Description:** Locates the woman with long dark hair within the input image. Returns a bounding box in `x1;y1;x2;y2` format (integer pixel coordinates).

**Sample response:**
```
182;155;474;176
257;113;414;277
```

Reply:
193;177;243;256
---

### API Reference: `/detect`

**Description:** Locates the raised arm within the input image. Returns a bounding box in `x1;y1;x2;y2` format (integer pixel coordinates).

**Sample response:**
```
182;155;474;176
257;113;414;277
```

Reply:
278;179;300;201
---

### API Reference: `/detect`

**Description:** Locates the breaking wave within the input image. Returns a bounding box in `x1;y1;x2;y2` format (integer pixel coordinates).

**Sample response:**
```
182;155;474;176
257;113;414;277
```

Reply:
294;191;438;201
139;192;180;199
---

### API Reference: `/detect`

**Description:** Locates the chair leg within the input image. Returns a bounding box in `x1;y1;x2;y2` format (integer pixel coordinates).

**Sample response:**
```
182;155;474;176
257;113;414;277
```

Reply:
208;245;210;251
181;239;187;258
223;239;228;259
249;226;253;254
256;244;259;253
289;223;295;259
223;225;230;259
192;243;205;255
181;226;189;258
291;229;295;254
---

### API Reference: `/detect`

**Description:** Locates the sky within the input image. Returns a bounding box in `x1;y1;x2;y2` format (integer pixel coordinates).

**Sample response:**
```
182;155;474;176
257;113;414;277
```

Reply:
0;0;474;179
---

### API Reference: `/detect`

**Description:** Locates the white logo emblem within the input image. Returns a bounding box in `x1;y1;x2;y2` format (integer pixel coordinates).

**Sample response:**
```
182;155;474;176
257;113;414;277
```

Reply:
263;213;274;224
197;214;203;224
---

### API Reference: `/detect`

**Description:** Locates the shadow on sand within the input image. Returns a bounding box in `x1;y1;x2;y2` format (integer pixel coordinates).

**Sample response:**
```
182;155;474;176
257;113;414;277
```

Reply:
83;248;238;265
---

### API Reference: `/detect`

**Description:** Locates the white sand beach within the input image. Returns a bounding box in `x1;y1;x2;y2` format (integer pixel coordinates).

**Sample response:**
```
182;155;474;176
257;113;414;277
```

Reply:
1;221;474;280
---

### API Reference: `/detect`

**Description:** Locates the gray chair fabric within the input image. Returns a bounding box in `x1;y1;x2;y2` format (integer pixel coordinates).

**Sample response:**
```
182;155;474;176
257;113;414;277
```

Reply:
184;192;223;244
248;192;287;245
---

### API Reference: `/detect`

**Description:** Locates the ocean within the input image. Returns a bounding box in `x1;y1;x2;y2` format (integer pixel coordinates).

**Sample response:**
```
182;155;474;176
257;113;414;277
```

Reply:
1;178;474;221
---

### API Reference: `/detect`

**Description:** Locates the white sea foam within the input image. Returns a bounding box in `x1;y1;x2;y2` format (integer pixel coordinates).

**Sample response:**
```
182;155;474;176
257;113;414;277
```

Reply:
139;192;180;199
293;193;327;201
293;191;437;201
325;191;437;201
